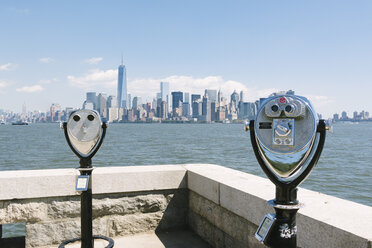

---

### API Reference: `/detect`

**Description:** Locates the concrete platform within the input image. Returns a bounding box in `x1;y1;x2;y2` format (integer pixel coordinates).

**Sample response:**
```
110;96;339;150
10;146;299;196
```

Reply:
55;230;211;248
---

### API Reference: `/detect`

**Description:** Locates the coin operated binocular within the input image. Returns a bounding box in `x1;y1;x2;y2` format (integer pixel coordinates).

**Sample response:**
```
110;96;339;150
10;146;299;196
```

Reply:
64;109;106;163
60;110;113;248
245;94;329;248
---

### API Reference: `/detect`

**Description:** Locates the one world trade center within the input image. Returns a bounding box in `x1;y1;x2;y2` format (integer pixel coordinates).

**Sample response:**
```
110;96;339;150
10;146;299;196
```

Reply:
117;60;127;109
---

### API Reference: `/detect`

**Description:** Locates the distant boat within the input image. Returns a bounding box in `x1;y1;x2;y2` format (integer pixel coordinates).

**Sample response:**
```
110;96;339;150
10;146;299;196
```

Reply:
12;121;29;125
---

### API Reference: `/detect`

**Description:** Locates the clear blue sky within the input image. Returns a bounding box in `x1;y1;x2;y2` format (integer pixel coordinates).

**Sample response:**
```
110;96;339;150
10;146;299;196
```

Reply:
1;0;371;118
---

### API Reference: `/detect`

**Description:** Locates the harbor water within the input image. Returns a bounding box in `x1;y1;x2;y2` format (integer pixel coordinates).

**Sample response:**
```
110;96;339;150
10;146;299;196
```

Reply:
0;122;371;206
0;122;371;237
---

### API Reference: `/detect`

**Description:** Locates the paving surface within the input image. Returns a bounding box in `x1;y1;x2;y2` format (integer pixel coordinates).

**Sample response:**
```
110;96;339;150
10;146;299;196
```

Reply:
55;230;210;248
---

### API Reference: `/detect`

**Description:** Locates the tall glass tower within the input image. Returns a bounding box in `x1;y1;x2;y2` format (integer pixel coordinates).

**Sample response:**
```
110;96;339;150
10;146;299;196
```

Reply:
160;81;169;107
117;59;127;109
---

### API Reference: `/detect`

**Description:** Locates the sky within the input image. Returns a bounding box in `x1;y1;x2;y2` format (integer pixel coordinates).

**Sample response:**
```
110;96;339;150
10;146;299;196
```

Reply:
1;0;372;118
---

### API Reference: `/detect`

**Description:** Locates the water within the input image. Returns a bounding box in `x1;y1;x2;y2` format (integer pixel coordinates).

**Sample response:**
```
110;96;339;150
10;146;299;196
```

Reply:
0;122;371;209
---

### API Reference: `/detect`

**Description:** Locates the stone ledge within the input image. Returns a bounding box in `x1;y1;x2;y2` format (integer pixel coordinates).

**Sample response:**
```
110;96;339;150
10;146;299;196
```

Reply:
185;164;372;248
0;165;187;200
92;165;187;194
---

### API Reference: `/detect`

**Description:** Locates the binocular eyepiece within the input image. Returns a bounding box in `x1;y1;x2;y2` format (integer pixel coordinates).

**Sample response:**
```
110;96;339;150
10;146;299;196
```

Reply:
264;96;306;119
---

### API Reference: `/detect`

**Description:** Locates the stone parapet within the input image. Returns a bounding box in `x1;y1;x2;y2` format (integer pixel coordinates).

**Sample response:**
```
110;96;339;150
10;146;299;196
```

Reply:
0;165;187;200
0;165;188;248
185;164;372;248
0;164;371;248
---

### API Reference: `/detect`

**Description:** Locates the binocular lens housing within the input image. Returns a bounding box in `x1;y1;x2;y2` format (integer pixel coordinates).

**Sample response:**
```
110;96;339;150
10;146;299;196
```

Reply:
255;94;318;179
66;110;103;157
265;97;306;118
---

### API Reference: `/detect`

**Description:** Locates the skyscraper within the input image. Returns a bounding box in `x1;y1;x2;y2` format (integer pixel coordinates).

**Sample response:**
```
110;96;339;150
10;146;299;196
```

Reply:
117;59;127;109
132;96;142;109
97;93;108;119
240;91;244;102
107;95;117;108
184;92;190;103
86;92;97;109
191;94;201;103
205;89;217;102
171;91;183;117
160;82;169;109
192;101;202;118
127;93;132;109
171;91;183;109
160;101;168;120
231;90;239;110
202;96;211;122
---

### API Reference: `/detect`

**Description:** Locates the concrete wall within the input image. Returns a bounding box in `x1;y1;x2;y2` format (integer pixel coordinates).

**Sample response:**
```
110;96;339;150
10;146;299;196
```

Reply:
0;164;371;248
186;164;372;248
0;165;188;248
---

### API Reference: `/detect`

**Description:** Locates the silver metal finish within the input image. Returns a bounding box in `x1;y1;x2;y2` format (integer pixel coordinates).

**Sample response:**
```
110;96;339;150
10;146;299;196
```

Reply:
272;118;295;146
254;94;318;181
67;110;102;157
267;200;303;210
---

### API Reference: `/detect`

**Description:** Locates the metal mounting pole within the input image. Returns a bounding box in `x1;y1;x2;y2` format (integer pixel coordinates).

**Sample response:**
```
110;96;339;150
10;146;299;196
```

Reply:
264;200;300;248
80;158;93;248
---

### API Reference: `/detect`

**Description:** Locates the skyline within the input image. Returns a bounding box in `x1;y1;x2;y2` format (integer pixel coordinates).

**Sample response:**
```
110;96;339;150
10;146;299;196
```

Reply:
1;1;372;118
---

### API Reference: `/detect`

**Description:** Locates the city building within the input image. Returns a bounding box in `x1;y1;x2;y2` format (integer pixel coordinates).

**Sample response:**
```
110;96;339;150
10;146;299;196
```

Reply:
205;89;217;102
107;95;116;108
239;91;244;102
182;102;190;117
192;101;202;119
202;96;211;122
83;101;94;110
97;93;108;119
171;91;183;108
171;91;183;117
160;101;168;120
132;96;142;110
238;102;256;120
231;90;239;111
341;111;348;120
50;103;62;122
191;94;201;103
117;60;127;109
184;92;190;103
160;82;170;109
127;93;132;109
108;107;119;123
86;92;97;109
210;101;216;121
